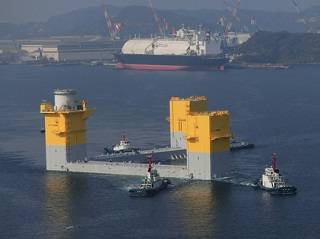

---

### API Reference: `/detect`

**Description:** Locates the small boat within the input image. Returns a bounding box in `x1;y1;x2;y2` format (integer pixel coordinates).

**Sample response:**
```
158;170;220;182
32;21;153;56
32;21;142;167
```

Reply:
128;157;171;197
256;153;297;195
40;128;45;133
104;135;139;154
230;138;254;151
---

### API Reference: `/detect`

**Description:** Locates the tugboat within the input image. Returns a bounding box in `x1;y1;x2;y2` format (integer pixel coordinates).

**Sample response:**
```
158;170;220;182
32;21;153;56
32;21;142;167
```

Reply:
128;156;171;197
104;135;139;154
256;153;297;195
230;138;255;151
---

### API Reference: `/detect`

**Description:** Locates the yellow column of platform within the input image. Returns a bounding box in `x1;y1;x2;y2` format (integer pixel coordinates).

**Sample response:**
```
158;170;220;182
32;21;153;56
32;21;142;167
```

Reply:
169;96;208;148
40;101;94;171
186;111;231;180
210;111;230;153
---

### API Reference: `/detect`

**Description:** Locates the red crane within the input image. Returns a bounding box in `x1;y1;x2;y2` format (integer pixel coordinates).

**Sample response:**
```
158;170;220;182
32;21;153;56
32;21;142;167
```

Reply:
290;0;314;32
222;0;241;33
103;4;123;40
148;0;164;36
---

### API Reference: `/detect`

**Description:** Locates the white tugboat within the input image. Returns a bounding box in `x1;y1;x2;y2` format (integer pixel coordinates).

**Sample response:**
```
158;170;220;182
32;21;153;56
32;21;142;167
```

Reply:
257;153;297;195
104;135;139;153
128;156;171;197
102;136;186;163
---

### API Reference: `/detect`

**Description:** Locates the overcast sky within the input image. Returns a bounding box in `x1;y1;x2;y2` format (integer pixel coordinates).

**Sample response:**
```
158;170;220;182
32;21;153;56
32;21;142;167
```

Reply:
0;0;319;23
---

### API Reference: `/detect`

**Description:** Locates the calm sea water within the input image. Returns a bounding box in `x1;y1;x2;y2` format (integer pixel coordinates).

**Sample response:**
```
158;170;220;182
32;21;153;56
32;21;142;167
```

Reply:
0;65;320;239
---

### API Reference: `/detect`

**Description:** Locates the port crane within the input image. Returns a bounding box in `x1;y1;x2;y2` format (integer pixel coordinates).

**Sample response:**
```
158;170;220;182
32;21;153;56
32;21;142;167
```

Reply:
222;0;241;32
103;4;122;39
220;0;259;33
250;16;259;32
223;0;241;22
290;0;314;32
148;0;164;36
291;0;307;24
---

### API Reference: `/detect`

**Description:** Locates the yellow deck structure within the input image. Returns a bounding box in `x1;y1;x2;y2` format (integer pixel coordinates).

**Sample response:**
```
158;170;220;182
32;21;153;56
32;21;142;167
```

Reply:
186;111;231;179
169;97;231;179
169;96;208;148
40;89;94;171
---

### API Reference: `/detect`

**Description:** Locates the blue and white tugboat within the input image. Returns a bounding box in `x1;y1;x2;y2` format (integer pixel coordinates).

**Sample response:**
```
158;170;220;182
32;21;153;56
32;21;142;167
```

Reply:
128;157;171;197
257;154;297;195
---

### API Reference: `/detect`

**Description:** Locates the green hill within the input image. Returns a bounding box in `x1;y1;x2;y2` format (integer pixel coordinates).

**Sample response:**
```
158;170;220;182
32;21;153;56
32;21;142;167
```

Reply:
236;31;320;64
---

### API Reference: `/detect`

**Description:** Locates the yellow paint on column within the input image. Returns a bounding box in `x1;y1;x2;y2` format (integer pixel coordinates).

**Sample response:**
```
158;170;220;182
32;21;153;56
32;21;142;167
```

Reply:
169;96;208;134
40;100;94;146
186;111;231;154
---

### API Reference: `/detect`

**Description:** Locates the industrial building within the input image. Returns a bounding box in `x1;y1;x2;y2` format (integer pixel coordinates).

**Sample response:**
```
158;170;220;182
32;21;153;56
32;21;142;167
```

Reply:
20;38;123;62
224;32;251;47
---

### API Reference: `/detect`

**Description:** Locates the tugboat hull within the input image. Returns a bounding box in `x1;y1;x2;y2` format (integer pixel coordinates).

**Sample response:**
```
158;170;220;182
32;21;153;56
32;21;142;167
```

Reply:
128;179;170;197
269;186;297;195
256;180;297;195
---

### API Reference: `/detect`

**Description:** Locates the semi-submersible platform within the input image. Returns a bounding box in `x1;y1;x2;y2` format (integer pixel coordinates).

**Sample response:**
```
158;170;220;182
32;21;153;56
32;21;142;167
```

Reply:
40;90;231;180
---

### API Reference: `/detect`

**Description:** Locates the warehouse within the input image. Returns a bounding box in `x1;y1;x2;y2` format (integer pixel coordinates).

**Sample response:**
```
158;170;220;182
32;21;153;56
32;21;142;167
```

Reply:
20;39;123;62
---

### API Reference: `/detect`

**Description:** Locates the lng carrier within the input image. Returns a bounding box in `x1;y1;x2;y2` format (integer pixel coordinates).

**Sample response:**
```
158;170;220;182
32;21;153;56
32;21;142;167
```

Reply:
114;27;228;71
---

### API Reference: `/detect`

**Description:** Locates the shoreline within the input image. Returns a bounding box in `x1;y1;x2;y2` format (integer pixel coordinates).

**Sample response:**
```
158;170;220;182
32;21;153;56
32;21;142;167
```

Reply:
2;60;320;71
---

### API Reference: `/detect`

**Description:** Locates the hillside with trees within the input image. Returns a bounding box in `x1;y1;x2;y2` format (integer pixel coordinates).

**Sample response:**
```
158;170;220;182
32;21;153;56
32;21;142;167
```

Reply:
235;31;320;64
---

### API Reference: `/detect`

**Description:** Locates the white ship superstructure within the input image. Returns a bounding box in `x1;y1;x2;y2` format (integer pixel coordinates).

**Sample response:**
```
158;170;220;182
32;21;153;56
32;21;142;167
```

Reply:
258;154;297;195
112;136;136;153
262;167;286;189
121;27;223;56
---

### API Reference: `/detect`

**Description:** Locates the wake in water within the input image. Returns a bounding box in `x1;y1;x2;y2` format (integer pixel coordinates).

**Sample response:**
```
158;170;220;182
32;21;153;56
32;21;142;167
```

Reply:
121;177;257;192
121;178;193;193
119;170;258;193
214;176;257;187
